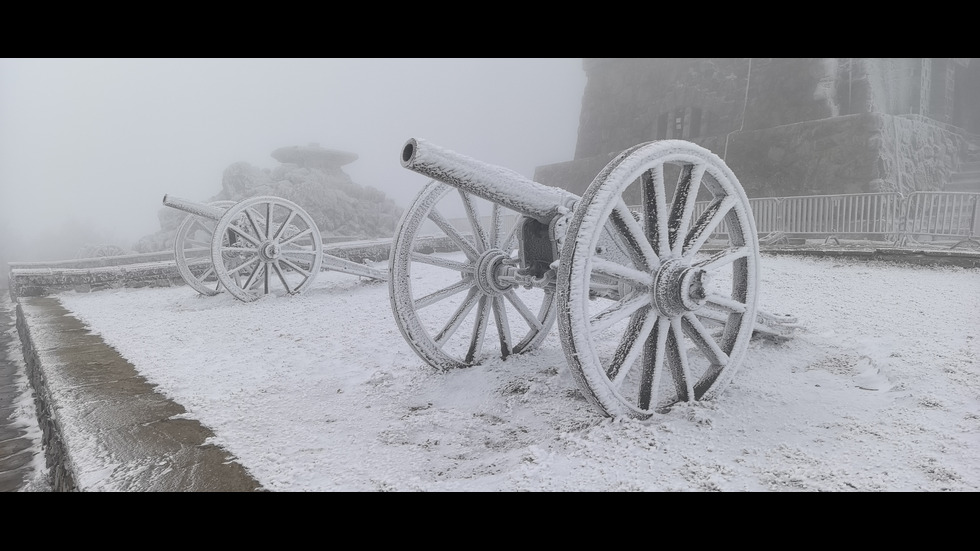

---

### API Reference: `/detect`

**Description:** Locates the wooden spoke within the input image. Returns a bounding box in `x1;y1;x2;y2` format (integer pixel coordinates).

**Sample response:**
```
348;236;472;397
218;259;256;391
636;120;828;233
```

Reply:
609;199;659;271
590;258;653;289
389;180;556;370
280;227;313;247
245;208;265;240
228;255;260;275
458;190;489;253
241;261;262;291
434;287;480;347
668;162;706;256
212;197;322;302
465;296;491;364
410;252;473;273
272;261;292;294
491;295;513;358
227;224;261;246
279;256;311;277
428;207;480;261
640;164;671;257
503;289;544;331
637;316;670;411
273;209;297;240
557;141;759;418
414;278;474;310
683;195;736;257
606;308;655;386
681;312;729;366
693;246;749;272
665;318;692;402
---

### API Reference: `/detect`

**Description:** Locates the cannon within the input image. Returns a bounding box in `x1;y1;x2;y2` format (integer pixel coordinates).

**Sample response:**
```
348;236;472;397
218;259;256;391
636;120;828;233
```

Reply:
163;195;387;302
390;138;795;420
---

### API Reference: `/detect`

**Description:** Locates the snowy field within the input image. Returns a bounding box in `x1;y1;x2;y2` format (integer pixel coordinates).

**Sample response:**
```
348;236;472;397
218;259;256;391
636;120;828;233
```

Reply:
52;254;980;491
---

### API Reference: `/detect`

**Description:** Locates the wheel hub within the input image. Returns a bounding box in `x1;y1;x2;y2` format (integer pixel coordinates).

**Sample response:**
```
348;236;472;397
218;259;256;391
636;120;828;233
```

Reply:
473;249;513;296
652;259;709;318
260;241;281;261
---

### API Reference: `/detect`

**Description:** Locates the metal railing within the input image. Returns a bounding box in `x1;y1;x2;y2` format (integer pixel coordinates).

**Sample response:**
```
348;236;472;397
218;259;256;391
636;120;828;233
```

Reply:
447;191;980;249
777;193;905;240
695;191;979;249
899;192;980;248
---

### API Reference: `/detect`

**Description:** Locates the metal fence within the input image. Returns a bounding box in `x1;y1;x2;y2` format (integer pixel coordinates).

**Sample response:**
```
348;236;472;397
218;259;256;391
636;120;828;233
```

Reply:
693;191;979;248
435;191;980;250
899;192;980;246
777;193;905;239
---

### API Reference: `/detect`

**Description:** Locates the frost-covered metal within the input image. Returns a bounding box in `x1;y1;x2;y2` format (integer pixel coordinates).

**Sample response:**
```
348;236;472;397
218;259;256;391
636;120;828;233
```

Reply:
392;137;795;420
402;138;578;224
163;195;386;302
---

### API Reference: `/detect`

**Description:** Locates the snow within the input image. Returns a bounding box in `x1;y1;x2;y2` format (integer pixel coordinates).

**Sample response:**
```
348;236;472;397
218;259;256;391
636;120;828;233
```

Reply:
404;138;578;223
51;254;980;491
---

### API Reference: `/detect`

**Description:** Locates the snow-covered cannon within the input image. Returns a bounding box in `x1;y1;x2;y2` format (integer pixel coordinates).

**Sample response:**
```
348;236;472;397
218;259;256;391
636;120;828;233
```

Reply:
163;195;386;302
390;138;795;420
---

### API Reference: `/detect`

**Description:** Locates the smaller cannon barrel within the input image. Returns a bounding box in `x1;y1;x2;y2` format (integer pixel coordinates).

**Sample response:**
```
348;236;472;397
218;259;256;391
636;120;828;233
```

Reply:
401;138;579;224
162;195;226;221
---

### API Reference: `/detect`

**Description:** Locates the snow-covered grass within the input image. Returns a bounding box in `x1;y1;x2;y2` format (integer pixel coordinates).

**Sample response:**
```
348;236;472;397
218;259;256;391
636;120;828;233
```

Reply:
52;254;980;491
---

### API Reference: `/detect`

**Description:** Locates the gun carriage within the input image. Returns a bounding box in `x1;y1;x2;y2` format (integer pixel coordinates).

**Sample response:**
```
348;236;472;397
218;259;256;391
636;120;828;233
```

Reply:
163;195;386;302
390;138;794;419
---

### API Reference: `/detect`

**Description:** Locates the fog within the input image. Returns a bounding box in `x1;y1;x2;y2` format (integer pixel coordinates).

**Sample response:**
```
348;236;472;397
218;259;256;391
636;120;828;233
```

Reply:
0;58;586;263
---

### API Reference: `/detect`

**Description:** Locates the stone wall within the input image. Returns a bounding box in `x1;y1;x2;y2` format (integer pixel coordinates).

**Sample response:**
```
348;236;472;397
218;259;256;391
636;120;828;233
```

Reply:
723;114;884;197
15;303;77;491
536;59;980;200
536;112;974;199
9;262;185;299
885;115;975;194
575;58;748;159
724;113;975;196
532;151;624;198
6;238;436;299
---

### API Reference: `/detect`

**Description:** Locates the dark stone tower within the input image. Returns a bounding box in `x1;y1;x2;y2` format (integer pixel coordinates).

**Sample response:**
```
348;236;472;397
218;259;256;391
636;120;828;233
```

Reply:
535;58;980;198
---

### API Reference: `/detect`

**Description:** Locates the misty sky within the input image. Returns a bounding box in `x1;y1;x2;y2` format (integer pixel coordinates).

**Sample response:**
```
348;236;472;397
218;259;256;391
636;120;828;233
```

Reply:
0;58;586;260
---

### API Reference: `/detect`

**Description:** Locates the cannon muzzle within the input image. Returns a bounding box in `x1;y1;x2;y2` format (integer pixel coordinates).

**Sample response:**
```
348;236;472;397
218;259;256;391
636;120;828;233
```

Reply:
400;138;578;224
162;195;226;221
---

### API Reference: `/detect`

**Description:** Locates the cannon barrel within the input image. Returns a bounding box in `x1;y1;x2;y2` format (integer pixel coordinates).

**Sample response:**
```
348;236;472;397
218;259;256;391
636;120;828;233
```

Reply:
162;194;226;221
400;138;579;224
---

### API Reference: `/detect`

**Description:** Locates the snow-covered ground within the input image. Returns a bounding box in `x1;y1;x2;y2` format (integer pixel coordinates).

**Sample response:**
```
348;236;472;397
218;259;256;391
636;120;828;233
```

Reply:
51;254;980;491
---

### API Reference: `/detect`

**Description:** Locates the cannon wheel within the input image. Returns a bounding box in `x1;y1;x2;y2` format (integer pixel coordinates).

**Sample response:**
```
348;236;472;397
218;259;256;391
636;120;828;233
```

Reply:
556;140;760;419
389;180;557;370
174;200;237;296
211;196;324;302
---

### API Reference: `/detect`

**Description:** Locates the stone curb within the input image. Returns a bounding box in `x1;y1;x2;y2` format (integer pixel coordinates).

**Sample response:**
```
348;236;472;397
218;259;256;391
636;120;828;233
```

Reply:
14;297;263;492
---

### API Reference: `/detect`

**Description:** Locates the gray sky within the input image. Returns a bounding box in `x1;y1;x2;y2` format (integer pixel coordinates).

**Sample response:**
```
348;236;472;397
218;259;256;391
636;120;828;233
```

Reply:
0;58;586;259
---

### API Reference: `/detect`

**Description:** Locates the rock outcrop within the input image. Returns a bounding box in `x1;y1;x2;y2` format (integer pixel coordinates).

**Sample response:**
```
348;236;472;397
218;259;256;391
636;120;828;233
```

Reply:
136;144;402;253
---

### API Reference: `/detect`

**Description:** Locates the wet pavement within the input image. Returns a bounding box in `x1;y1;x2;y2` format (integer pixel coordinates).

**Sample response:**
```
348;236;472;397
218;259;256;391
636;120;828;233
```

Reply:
12;294;262;491
0;293;50;492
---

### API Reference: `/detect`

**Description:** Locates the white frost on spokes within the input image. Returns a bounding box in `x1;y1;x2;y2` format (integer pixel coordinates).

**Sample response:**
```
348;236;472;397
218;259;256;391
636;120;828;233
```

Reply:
555;140;760;417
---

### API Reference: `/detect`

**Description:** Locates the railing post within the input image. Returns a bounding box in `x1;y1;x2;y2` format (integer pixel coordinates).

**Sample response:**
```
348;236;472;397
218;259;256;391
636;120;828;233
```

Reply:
951;194;980;249
775;198;785;234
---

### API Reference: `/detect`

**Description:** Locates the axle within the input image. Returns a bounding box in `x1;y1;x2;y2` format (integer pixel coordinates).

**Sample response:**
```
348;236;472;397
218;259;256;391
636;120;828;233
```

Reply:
400;138;579;224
